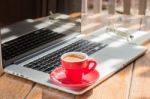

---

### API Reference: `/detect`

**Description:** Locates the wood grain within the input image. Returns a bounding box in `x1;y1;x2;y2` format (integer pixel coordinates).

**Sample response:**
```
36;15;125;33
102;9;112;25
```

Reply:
26;84;75;99
0;0;37;25
123;0;131;15
48;0;57;13
139;16;150;44
0;65;3;76
69;0;81;14
0;38;4;75
108;0;116;14
140;16;150;33
0;74;33;99
129;17;150;99
129;43;150;99
81;14;121;34
81;14;105;34
75;64;133;99
138;0;147;15
93;0;102;13
81;15;141;34
115;15;141;32
82;0;88;14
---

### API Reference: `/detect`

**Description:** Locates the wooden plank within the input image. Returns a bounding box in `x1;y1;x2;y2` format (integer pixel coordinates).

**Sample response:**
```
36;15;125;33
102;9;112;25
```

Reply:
115;15;141;32
82;0;88;14
82;14;141;34
76;64;133;99
81;14;106;34
42;0;48;16
129;42;150;99
138;0;147;15
48;0;57;13
0;42;4;75
93;0;102;13
129;16;150;99
69;0;81;14
140;16;150;33
123;0;131;15
35;0;42;17
0;65;3;76
146;0;150;16
64;0;69;13
0;31;3;75
0;0;8;25
0;0;38;25
81;14;125;34
108;0;116;14
139;16;150;44
26;84;75;99
0;74;34;98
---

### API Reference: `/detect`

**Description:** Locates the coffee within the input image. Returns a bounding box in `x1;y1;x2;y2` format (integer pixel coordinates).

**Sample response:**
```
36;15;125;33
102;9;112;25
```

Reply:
63;54;85;62
61;52;97;83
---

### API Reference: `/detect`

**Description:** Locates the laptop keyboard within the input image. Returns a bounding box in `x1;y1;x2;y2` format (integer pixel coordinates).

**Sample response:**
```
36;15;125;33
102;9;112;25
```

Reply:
2;28;66;60
23;39;108;73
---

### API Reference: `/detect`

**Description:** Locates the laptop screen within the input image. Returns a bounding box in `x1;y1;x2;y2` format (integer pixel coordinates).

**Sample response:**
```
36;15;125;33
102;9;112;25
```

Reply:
0;0;81;68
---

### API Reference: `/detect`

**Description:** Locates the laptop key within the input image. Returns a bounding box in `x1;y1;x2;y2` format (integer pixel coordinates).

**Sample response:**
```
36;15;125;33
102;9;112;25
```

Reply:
2;28;66;60
24;39;108;74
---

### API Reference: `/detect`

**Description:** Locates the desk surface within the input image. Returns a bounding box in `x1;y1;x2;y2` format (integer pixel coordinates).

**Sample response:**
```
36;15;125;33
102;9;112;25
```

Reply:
0;15;150;99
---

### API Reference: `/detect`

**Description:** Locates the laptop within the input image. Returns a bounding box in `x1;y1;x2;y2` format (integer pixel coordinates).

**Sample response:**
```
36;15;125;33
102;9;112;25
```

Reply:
0;13;147;95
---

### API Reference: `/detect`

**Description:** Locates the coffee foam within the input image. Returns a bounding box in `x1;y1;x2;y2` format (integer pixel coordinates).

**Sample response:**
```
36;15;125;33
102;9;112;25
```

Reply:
63;54;85;62
62;52;87;62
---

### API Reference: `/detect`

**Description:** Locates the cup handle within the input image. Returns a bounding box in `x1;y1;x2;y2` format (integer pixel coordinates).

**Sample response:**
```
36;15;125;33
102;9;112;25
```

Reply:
84;59;97;74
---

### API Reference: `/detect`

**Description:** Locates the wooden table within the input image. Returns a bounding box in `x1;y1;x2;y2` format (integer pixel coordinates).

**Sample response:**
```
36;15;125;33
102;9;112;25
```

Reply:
0;15;150;99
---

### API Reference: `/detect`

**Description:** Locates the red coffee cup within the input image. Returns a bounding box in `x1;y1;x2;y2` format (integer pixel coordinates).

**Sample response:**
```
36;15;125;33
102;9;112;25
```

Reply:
61;52;97;83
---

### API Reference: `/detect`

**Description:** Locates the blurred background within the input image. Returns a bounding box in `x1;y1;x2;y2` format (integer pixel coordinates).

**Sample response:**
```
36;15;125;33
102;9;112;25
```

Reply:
0;0;81;26
0;0;150;26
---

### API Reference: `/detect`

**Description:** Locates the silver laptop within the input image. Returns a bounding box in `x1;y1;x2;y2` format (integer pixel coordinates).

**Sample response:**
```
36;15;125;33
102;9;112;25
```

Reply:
0;14;147;95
